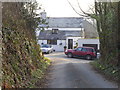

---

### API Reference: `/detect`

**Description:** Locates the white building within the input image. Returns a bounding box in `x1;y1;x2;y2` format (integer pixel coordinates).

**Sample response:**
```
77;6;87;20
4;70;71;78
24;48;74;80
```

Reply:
78;39;100;51
38;28;84;51
37;11;99;51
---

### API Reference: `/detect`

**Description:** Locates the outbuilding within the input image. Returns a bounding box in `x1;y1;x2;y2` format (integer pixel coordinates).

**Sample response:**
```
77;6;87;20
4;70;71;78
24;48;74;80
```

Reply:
78;39;100;52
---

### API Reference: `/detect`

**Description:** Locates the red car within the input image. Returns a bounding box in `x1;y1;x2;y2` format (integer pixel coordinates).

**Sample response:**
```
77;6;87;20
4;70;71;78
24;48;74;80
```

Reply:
64;47;96;60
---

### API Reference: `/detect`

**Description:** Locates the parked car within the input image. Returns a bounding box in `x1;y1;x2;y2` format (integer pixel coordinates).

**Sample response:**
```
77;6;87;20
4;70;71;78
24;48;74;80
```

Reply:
64;47;96;60
41;44;54;54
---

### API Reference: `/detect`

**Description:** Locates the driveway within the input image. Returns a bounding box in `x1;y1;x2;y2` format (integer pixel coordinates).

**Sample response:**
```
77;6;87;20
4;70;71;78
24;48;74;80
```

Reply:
44;52;117;88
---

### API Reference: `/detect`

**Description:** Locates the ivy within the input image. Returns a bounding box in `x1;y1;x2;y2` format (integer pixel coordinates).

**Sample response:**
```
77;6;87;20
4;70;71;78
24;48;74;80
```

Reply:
2;2;51;88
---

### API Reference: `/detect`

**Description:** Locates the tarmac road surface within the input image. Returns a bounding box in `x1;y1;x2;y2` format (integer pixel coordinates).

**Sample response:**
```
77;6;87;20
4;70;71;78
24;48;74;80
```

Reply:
44;52;118;88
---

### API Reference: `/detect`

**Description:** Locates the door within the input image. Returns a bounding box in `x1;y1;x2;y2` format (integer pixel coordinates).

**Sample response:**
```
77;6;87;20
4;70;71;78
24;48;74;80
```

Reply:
68;39;73;49
73;47;83;56
73;47;88;57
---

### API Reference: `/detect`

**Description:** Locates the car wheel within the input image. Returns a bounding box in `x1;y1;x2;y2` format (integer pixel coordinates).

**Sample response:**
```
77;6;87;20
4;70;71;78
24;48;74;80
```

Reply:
85;55;92;60
67;53;73;58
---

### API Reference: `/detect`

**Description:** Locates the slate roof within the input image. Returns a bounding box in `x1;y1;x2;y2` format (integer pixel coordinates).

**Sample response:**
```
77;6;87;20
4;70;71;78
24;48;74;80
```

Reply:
38;30;82;40
47;17;83;28
39;17;84;28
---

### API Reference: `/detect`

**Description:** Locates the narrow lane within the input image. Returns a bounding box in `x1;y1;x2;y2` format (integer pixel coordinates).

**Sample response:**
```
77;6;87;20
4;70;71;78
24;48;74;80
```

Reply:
44;52;117;88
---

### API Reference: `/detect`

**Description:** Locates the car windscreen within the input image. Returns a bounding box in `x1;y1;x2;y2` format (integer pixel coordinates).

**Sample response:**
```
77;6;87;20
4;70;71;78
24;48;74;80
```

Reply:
41;45;50;48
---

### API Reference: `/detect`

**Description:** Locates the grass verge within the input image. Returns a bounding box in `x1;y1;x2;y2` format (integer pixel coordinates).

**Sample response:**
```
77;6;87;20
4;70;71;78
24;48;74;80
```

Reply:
90;59;119;85
27;57;52;88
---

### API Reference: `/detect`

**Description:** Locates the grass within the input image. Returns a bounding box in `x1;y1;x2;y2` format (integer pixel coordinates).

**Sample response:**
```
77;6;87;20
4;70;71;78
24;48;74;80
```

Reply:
90;60;119;84
27;57;52;88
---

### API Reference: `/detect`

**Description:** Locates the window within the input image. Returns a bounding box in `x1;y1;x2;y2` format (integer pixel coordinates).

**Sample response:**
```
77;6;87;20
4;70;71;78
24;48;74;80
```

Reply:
81;48;87;52
52;29;58;34
88;48;95;53
47;40;57;45
41;44;51;48
76;47;82;51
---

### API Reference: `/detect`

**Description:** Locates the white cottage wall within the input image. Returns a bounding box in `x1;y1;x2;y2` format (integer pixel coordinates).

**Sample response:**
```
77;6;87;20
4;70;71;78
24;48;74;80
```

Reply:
52;40;66;51
38;40;66;51
38;40;47;45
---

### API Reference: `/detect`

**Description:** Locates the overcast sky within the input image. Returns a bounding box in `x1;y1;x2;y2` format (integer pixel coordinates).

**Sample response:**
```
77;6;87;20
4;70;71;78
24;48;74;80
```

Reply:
37;0;95;17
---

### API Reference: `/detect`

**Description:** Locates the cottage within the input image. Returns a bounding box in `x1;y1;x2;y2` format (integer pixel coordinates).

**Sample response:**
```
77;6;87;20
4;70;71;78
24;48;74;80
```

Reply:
38;28;84;51
37;11;99;51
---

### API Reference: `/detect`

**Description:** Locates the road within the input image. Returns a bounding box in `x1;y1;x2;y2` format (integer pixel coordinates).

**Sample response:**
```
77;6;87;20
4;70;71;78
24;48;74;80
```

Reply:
44;52;117;88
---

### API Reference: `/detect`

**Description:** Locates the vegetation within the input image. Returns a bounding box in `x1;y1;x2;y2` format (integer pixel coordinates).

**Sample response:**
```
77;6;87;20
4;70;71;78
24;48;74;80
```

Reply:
91;60;118;82
83;1;120;84
2;2;51;88
74;43;78;49
93;2;119;83
64;46;67;49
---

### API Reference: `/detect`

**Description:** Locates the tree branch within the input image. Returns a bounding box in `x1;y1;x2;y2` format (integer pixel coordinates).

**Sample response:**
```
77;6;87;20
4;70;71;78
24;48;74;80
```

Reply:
67;0;89;17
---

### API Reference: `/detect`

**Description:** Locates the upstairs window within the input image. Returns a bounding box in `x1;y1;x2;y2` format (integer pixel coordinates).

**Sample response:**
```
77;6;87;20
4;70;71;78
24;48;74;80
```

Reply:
52;29;58;34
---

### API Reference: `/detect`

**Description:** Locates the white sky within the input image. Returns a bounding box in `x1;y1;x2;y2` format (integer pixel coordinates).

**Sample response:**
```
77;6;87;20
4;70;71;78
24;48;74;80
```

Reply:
37;0;95;17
